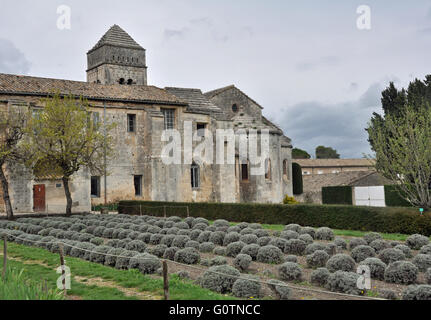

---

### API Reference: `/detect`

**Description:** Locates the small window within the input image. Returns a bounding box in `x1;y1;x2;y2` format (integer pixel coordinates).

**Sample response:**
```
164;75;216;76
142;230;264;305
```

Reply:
197;123;206;137
91;176;100;198
241;162;249;181
134;175;143;196
265;159;271;180
119;78;125;85
283;159;289;179
191;163;200;189
127;114;136;132
127;79;133;85
161;109;175;130
232;104;238;113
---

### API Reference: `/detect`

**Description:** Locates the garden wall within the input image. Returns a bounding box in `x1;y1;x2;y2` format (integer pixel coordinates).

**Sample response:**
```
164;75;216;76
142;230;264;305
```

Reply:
118;201;431;236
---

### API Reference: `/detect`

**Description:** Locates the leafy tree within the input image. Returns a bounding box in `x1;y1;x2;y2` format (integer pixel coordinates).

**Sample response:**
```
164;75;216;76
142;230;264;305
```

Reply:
367;101;431;209
0;107;28;220
292;148;311;159
23;94;116;216
315;146;340;159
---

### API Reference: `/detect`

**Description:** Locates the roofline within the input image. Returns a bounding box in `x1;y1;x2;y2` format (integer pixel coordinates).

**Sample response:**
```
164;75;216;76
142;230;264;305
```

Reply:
87;42;146;55
205;85;264;110
0;91;188;106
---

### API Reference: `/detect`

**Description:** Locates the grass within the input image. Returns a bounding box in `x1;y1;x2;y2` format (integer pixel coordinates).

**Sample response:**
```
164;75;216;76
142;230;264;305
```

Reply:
0;241;235;300
0;267;64;300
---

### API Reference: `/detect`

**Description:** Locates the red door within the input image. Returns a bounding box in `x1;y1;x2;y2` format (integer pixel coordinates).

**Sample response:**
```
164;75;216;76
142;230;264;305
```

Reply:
33;184;46;212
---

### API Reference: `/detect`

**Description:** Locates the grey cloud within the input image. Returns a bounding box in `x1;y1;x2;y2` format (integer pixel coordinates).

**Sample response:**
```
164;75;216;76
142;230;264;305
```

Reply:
280;83;383;158
0;38;30;74
296;56;340;71
163;28;189;39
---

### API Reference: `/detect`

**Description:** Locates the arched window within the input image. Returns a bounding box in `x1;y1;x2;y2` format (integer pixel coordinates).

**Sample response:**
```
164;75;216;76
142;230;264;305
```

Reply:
119;78;125;85
127;79;133;85
265;158;271;180
191;163;200;189
232;104;238;113
241;160;249;181
283;159;289;180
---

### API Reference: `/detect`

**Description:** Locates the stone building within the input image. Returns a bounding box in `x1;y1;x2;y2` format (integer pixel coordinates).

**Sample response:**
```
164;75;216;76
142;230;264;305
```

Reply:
294;158;376;175
0;25;293;213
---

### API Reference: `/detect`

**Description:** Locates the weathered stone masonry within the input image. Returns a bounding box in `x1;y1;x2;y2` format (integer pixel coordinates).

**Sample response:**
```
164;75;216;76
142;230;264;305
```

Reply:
0;25;293;213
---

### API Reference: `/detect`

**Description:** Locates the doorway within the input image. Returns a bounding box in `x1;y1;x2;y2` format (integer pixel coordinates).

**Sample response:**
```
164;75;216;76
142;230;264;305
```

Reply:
33;184;46;212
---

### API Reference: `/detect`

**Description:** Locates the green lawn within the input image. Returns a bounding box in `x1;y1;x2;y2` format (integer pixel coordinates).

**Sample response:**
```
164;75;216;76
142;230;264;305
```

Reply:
0;241;235;300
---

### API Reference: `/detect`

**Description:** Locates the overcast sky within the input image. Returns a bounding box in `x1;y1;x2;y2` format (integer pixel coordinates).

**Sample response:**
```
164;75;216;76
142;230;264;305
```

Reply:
1;0;431;158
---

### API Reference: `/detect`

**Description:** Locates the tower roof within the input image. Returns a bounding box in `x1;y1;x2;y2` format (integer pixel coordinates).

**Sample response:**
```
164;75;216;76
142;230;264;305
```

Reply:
89;25;144;52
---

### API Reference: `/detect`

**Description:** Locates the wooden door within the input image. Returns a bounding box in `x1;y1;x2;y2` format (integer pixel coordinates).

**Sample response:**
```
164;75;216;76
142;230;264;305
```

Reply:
33;184;46;212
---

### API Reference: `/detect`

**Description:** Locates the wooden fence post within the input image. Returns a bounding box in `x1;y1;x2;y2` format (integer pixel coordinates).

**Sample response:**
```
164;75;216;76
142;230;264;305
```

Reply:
162;260;169;300
186;206;190;218
58;243;66;296
2;235;7;279
164;206;167;218
139;204;142;216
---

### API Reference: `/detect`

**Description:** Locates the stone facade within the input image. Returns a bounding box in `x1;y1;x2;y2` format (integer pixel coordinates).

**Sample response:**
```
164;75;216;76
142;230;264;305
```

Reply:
0;25;293;213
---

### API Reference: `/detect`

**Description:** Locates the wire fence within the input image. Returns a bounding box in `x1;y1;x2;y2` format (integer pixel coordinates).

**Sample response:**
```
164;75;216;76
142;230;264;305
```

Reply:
0;230;386;301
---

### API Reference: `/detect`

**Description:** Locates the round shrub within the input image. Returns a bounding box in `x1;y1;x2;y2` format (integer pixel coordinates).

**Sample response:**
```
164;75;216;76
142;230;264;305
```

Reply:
189;229;202;241
370;239;391;254
222;232;240;246
172;235;191;249
267;279;291;300
268;238;288;251
381;289;397;300
192;223;208;231
278;262;302;281
257;237;271;247
116;238;132;249
89;245;111;264
213;219;230;228
240;234;258;245
209;231;226;246
359;258;387;280
420;244;431;255
426;268;431;285
185;240;200;250
125;240;147;253
257;245;284;264
239;227;254;236
378;248;405;265
364;232;382;244
232;276;260;298
395;244;413;258
128;253;161;274
234;254;252;271
205;226;217;232
163;246;179;261
351;245;376;263
138;233;152;244
307;250;330;268
166;227;179;235
226;241;246;257
315;227;334;241
167;216;182;222
334;237;347;250
253;229;269;238
70;242;96;259
384;261;418;284
285;255;298;263
174;222;189;230
349;238;368;250
115;250;139;269
102;228;114;239
150;244;168;258
284;239;306;256
197;231;212;244
406;234;430;250
177;270;191;280
402;285;431;300
305;243;327;255
201;265;240;293
174;248;200;265
160;235;175;247
199;242;215;253
149;234;164;245
210;256;228;266
213;246;226;256
412;254;431;272
240;244;260;261
280;230;299;241
184;217;195;228
311;268;330;287
298;234;313;245
299;227;315;239
326;271;361;295
326;254;356;272
227;226;241;233
326;243;337;256
284;224;301;233
249;223;262;230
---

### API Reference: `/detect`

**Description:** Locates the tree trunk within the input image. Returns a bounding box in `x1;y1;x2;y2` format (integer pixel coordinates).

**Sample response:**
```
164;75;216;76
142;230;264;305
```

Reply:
62;176;72;216
0;164;14;220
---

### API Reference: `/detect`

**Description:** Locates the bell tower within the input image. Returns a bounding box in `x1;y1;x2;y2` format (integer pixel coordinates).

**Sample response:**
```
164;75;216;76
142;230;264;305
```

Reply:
87;25;148;85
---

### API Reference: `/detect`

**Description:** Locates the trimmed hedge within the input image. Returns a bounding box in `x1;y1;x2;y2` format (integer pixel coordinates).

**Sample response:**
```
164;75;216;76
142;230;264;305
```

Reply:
384;185;412;207
292;163;303;195
322;186;353;205
118;201;431;236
